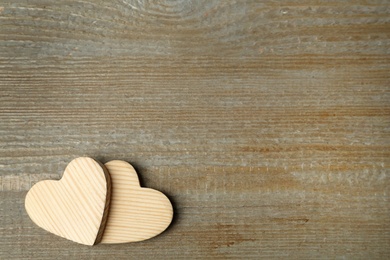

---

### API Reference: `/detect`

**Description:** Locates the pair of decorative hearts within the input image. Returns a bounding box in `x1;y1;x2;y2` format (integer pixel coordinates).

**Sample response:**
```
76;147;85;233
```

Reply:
25;157;173;246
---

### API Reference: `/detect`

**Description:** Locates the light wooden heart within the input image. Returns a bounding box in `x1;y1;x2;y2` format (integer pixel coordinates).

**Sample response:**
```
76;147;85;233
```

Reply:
101;160;173;243
25;157;111;246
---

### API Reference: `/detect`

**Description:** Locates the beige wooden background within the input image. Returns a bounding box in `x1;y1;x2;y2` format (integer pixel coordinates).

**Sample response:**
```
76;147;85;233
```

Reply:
0;1;389;259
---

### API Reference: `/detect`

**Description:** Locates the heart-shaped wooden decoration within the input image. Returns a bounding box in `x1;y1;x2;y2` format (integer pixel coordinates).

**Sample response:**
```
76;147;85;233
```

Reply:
100;160;173;243
25;157;111;246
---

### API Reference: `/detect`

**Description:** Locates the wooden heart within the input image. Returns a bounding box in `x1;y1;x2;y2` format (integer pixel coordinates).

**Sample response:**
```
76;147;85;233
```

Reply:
25;157;111;246
100;160;173;243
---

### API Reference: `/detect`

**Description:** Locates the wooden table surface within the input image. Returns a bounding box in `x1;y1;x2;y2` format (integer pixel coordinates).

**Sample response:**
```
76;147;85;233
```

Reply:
1;1;389;259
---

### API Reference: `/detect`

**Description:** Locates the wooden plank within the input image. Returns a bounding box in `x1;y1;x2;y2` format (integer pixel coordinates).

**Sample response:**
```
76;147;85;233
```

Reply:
0;0;389;258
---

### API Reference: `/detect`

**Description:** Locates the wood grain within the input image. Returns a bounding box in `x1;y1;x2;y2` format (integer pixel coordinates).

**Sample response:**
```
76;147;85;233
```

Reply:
24;157;111;246
101;160;172;243
0;0;389;258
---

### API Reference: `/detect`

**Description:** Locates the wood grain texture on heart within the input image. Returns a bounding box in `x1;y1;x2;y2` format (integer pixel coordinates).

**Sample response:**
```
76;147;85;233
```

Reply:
101;160;173;243
25;157;111;246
